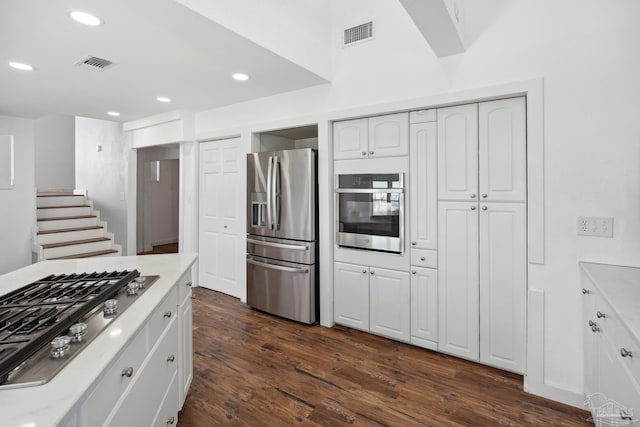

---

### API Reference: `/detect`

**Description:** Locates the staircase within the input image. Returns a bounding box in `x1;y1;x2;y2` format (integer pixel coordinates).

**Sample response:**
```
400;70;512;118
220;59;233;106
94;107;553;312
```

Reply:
34;190;122;260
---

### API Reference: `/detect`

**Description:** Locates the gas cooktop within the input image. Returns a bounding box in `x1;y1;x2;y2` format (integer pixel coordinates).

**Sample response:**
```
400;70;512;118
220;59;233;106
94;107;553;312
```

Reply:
0;270;159;390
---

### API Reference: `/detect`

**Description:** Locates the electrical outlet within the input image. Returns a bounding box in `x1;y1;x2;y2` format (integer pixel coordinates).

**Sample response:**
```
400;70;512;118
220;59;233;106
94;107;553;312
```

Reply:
577;217;614;237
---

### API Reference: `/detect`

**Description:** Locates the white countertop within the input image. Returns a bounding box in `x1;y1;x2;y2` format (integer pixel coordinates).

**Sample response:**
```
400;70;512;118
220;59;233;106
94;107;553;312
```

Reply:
1;253;197;427
580;262;640;345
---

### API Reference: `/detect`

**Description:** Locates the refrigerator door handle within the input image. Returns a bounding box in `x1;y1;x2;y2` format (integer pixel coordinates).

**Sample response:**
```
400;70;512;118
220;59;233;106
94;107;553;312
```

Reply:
266;155;274;229
247;238;309;251
247;258;309;274
272;155;280;230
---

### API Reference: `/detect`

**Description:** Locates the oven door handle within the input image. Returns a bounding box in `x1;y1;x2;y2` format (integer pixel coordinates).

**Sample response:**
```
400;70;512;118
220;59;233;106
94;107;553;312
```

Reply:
335;188;404;194
247;258;309;273
247;238;309;251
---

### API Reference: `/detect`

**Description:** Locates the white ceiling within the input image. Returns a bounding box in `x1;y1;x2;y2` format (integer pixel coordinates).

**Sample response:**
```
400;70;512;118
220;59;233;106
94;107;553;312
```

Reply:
0;0;328;122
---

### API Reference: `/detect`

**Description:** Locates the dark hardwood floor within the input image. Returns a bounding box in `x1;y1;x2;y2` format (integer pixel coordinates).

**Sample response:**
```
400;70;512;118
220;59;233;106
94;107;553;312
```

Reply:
178;287;591;426
137;242;178;255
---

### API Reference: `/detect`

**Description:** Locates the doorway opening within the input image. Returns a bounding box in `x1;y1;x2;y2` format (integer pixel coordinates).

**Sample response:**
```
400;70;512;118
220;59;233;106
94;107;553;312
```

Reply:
137;144;180;255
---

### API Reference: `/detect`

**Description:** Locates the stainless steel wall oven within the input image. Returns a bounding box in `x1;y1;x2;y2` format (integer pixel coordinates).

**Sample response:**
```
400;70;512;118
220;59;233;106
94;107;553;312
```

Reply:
335;172;404;253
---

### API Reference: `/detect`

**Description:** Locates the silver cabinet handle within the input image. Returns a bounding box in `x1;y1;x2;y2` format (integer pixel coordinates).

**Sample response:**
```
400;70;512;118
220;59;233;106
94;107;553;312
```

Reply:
620;409;633;420
186;281;192;287
620;348;633;358
588;320;595;327
361;151;367;156
370;271;375;275
582;288;590;294
167;416;176;425
596;311;606;318
470;193;476;199
164;311;172;318
420;257;426;261
369;151;374;155
247;238;309;251
411;241;416;246
247;258;309;273
121;367;133;377
362;269;367;274
412;270;416;275
481;206;488;211
223;225;228;228
481;193;488;198
592;325;601;333
470;206;477;210
167;355;175;362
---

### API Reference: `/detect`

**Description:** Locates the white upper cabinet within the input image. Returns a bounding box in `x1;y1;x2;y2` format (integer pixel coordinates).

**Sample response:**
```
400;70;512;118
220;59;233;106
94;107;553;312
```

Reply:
334;113;408;160
410;119;437;250
333;118;368;160
479;97;527;202
479;203;527;374
368;113;409;158
437;104;478;201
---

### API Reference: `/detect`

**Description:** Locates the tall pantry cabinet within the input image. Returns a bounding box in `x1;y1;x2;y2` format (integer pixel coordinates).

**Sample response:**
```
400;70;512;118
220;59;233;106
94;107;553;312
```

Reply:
437;97;527;374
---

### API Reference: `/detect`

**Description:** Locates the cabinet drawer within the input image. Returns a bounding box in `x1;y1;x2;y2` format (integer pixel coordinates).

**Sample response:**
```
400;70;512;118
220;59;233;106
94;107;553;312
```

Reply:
86;326;147;427
176;271;193;304
410;249;437;268
410;109;436;124
612;318;640;386
148;285;178;348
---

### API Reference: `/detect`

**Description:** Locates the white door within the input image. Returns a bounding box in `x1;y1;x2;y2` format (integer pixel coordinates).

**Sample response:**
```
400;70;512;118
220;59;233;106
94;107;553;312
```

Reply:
410;266;438;350
410;120;438;250
479;202;527;374
479;97;527;202
334;262;370;331
333;118;368;160
368;112;409;158
198;138;243;297
369;267;410;342
438;201;479;361
437;104;478;201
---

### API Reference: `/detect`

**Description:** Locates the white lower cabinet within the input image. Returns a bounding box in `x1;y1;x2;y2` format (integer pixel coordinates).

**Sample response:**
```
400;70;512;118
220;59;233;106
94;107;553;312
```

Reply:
334;262;410;342
177;274;194;410
410;267;438;350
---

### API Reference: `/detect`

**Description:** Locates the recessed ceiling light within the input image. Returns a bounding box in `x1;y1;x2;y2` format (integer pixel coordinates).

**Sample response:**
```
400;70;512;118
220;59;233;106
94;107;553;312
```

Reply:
69;11;103;26
232;73;249;81
9;62;34;71
157;97;171;103
107;111;120;117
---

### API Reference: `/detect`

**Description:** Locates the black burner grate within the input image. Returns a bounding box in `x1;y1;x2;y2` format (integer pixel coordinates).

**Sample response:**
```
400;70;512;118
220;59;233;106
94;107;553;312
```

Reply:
0;270;139;384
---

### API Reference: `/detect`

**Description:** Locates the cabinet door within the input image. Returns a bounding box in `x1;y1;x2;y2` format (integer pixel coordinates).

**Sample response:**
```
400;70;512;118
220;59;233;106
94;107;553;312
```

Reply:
479;97;526;202
368;113;409;158
370;267;411;342
437;201;479;361
437;104;478;201
410;121;438;250
334;262;370;331
582;277;598;397
410;267;438;350
178;292;193;410
479;203;527;374
334;118;368;160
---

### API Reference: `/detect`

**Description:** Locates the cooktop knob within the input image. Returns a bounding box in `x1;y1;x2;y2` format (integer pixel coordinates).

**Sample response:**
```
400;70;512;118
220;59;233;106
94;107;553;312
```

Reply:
69;322;88;342
103;299;118;315
133;277;145;288
50;336;72;358
126;281;139;295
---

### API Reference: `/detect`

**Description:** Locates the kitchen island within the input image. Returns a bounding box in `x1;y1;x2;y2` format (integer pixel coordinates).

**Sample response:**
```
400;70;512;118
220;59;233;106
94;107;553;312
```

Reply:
0;253;197;427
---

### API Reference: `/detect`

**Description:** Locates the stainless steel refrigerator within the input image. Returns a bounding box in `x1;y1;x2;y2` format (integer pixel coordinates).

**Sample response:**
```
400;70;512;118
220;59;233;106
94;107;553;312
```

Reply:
246;148;318;324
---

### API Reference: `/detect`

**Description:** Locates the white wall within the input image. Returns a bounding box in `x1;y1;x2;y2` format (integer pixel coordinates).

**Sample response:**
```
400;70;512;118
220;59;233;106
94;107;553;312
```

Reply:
0;115;34;275
34;114;75;189
75;117;129;254
192;0;640;406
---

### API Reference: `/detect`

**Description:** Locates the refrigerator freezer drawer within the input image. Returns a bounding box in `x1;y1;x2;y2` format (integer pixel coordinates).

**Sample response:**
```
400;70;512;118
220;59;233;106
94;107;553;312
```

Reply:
246;255;317;324
246;235;315;264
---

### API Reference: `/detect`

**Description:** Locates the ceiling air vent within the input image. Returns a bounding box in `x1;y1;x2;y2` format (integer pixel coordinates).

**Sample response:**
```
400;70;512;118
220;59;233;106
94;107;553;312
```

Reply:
344;21;374;46
75;55;116;72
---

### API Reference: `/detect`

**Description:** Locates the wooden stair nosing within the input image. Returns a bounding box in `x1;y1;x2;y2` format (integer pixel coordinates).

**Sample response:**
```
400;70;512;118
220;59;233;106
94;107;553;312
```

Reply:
37;226;104;235
37;205;90;210
42;237;111;250
48;249;118;260
37;215;97;222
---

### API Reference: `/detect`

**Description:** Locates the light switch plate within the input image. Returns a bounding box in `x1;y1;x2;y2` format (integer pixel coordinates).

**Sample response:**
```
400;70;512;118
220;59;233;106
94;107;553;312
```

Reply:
577;217;614;237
